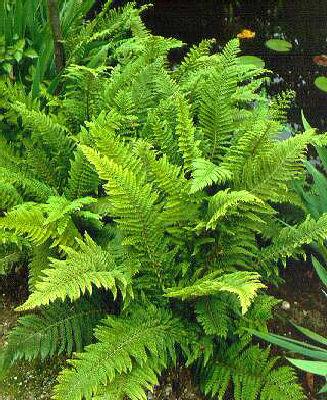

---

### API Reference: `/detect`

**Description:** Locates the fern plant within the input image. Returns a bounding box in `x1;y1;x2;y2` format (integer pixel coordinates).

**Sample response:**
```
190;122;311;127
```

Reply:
1;2;327;399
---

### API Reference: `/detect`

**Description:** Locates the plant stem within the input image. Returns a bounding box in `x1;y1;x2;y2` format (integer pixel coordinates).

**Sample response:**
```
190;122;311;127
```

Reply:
47;0;65;74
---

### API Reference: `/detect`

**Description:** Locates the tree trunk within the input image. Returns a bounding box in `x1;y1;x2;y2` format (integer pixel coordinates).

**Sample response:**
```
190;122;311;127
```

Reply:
47;0;65;74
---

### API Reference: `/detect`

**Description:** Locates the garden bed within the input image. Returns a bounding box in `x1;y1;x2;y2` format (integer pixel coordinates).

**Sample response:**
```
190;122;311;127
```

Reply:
1;260;325;399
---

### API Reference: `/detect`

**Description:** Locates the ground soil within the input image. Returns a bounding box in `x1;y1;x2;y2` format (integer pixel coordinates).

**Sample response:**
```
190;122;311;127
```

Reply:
0;259;325;400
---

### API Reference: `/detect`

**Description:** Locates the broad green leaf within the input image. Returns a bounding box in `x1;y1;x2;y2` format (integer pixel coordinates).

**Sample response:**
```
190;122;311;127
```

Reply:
312;256;327;286
315;76;327;93
239;55;265;68
265;39;292;52
287;358;327;376
301;110;311;130
251;330;327;360
24;48;38;59
292;323;327;347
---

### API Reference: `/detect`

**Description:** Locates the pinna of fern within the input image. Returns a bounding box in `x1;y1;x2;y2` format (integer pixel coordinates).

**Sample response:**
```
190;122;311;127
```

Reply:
1;8;326;399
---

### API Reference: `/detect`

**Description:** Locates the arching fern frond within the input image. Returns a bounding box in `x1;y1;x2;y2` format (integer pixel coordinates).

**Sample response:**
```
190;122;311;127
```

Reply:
190;158;232;193
260;214;327;265
54;307;185;400
166;271;265;315
202;340;305;400
92;361;161;400
1;298;104;371
18;234;134;310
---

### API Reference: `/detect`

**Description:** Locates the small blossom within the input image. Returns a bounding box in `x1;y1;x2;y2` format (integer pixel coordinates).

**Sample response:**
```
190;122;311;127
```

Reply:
237;29;256;39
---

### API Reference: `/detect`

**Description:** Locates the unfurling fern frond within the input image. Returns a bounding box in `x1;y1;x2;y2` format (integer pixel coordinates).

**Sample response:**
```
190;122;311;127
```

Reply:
54;307;185;400
18;234;134;310
1;298;104;370
202;340;305;400
166;271;265;315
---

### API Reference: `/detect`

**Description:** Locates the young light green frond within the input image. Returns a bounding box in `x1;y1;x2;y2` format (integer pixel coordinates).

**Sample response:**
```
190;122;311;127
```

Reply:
198;56;238;162
205;189;272;230
81;146;167;271
0;202;54;245
133;140;199;226
1;299;104;370
222;108;279;177
260;214;327;265
166;271;265;315
173;39;216;81
202;341;305;400
17;234;133;310
54;307;184;400
269;90;296;123
87;117;142;175
243;130;316;202
190;158;232;193
175;94;202;171
93;362;161;400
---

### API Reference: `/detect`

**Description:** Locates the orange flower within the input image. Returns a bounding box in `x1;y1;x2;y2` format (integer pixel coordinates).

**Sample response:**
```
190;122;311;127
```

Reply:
237;29;256;39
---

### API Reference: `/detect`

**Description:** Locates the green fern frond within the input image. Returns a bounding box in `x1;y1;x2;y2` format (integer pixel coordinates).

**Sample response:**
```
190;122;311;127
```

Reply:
0;182;23;210
133;140;199;226
175;94;202;171
166;271;265;315
27;242;54;290
93;362;160;400
202;341;305;400
269;90;296;123
174;39;216;81
260;214;327;265
195;295;235;338
18;234;134;310
205;189;272;230
190;158;232;193
11;101;74;186
0;166;55;202
1;299;104;370
81;146;167;272
54;307;184;400
243;130;316;202
65;148;99;199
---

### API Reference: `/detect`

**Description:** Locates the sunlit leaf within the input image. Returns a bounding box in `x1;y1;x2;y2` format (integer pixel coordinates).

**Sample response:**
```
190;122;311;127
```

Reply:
24;48;38;59
287;358;327;376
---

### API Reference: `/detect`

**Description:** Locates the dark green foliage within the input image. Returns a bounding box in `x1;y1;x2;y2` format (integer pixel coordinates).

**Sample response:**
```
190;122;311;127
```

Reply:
1;2;324;399
1;298;105;369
